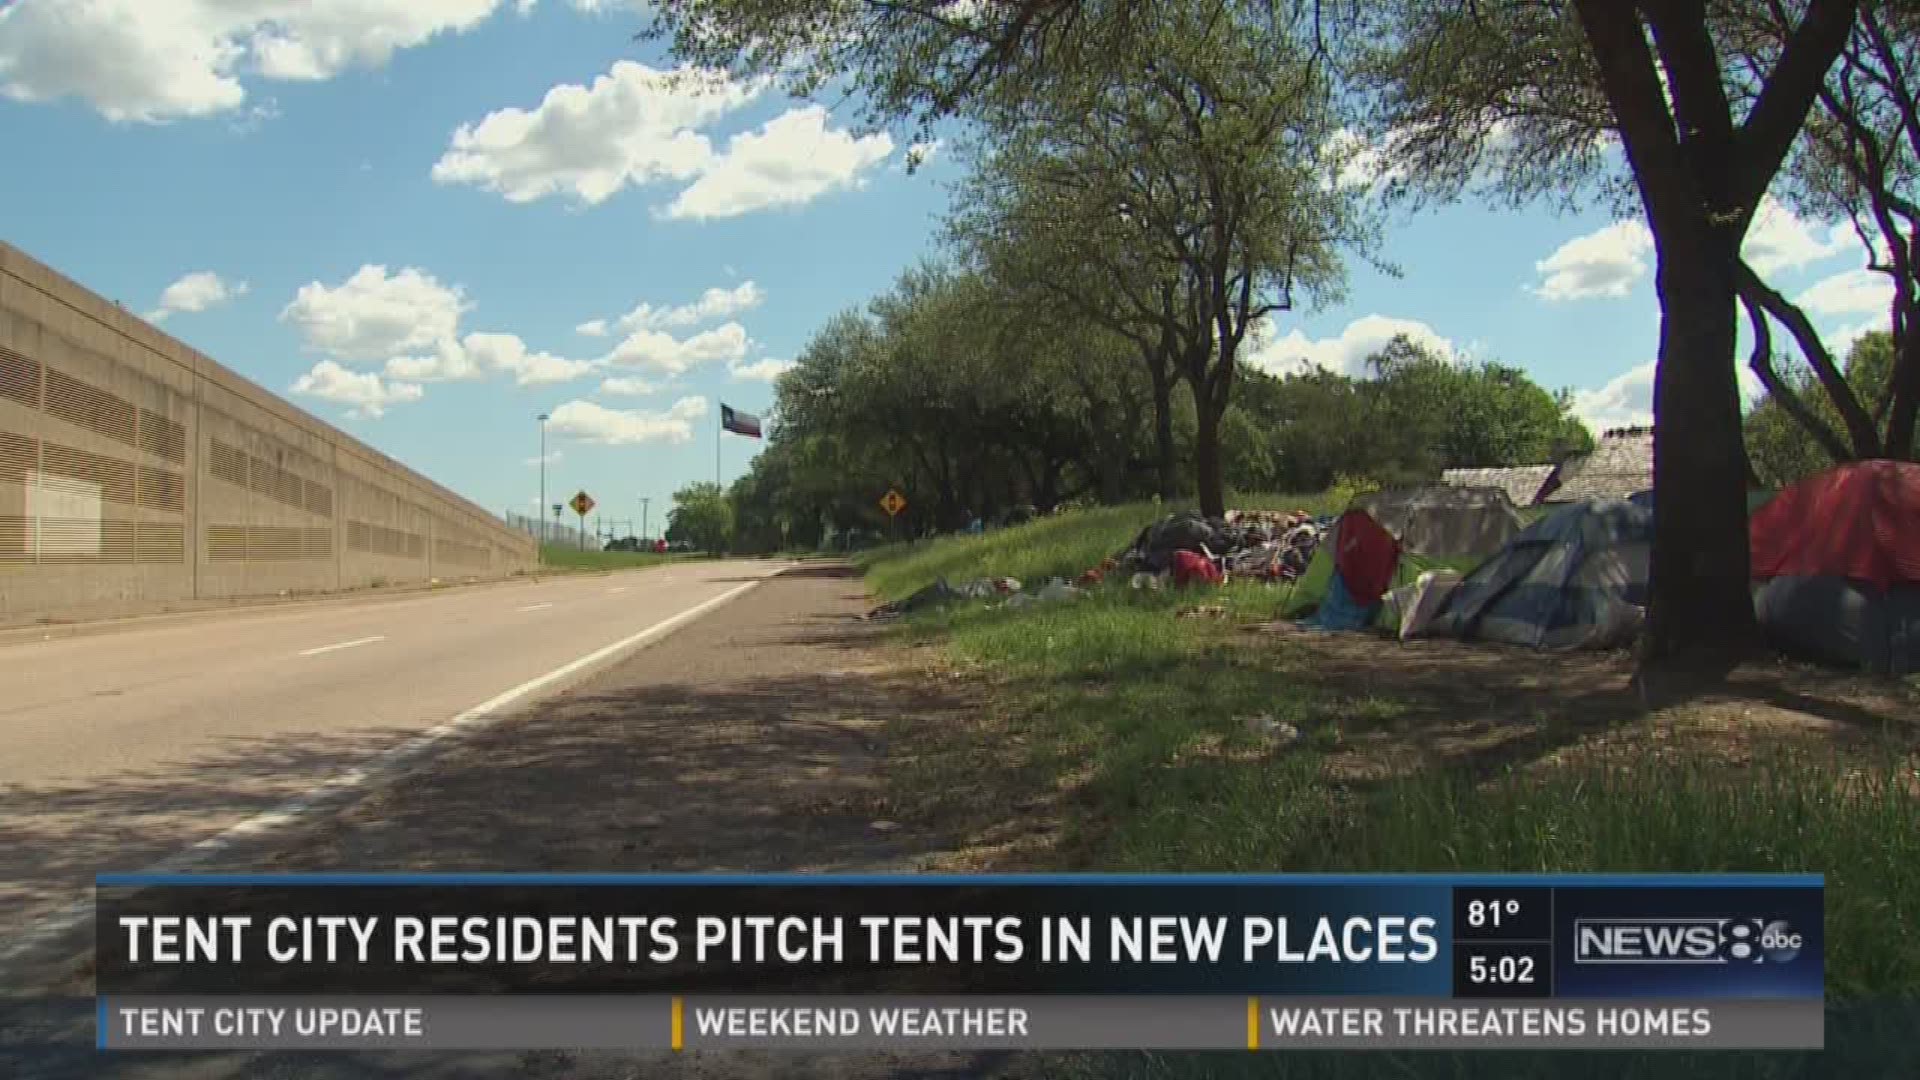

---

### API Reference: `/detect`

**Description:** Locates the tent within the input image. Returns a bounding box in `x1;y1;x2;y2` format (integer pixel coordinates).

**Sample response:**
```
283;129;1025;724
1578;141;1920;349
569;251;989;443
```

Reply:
1422;498;1652;649
1351;484;1525;559
1749;459;1920;675
1300;508;1401;631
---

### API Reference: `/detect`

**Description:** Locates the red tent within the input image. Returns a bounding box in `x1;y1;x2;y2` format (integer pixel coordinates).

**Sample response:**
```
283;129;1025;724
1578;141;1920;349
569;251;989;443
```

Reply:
1750;459;1920;590
1749;459;1920;674
1330;508;1402;607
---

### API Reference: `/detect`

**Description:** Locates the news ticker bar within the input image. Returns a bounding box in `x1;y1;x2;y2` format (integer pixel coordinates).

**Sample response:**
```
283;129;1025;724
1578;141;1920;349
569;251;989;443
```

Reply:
95;873;1825;999
100;995;1823;1052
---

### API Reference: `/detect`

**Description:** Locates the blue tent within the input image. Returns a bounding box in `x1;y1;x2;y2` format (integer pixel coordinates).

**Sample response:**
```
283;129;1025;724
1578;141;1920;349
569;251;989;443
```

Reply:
1424;499;1653;649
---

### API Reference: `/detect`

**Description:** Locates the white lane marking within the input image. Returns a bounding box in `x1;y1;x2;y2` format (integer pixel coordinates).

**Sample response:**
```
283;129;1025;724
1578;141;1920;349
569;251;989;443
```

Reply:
297;635;386;657
607;586;629;595
0;576;769;970
516;602;554;612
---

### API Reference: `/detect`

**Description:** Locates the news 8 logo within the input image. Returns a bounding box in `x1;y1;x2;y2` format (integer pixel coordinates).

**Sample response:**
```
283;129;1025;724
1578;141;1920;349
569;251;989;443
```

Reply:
1572;918;1805;965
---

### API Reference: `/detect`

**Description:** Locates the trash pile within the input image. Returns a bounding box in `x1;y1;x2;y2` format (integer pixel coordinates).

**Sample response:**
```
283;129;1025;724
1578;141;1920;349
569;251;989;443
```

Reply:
865;575;1089;619
1111;508;1332;588
862;507;1333;621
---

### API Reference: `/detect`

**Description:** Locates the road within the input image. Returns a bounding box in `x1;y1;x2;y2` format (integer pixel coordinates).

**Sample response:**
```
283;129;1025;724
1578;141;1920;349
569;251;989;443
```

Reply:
0;559;789;972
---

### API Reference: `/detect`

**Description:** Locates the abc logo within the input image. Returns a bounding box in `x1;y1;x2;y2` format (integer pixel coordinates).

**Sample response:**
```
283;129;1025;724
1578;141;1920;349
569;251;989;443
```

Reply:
1722;919;1803;963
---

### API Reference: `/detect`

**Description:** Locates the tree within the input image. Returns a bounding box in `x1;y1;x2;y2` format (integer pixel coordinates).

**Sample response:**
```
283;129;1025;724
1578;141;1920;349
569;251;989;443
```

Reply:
1746;329;1898;485
957;1;1360;516
949;161;1190;499
1348;0;1859;669
1361;335;1593;471
1728;1;1915;463
667;481;735;552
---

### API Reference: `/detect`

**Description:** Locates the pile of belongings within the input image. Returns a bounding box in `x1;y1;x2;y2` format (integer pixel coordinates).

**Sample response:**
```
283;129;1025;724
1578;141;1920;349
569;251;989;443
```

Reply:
865;576;1020;619
1114;508;1332;586
1005;578;1089;608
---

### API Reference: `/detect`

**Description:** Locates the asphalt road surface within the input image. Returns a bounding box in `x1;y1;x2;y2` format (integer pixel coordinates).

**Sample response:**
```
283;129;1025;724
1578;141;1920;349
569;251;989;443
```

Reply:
0;559;789;970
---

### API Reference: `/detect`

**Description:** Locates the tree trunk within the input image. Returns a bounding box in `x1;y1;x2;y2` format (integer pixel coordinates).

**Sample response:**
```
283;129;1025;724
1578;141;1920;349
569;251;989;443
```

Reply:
1887;327;1920;460
1192;381;1225;518
1149;360;1179;500
1644;238;1763;668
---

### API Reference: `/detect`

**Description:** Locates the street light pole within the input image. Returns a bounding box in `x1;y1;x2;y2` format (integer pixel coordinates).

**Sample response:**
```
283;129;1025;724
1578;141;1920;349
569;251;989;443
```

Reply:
537;412;550;545
640;497;650;544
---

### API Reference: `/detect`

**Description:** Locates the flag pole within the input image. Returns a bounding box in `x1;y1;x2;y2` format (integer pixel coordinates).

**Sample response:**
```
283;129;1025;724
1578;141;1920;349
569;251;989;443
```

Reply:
715;406;721;486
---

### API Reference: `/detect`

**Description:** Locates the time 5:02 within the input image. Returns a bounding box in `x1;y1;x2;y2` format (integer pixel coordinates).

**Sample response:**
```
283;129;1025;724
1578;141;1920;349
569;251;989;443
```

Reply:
1468;954;1537;984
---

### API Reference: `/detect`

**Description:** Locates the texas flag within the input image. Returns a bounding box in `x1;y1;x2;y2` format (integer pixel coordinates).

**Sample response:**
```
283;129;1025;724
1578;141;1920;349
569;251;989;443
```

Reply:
721;403;763;439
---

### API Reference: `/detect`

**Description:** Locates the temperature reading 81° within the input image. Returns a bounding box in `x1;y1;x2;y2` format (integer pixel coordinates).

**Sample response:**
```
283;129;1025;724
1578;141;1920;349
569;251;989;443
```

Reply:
1467;899;1522;929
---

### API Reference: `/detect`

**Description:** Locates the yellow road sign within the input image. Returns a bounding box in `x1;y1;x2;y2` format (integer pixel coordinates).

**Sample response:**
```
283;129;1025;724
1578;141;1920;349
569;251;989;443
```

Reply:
570;491;596;516
879;489;907;517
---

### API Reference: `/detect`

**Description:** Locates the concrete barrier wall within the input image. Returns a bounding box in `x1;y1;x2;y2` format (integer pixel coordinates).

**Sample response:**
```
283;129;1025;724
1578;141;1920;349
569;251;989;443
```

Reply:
0;241;537;622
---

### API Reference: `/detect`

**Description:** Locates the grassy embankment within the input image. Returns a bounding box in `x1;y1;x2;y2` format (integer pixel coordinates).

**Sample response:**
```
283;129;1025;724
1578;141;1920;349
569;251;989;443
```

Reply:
859;502;1920;1079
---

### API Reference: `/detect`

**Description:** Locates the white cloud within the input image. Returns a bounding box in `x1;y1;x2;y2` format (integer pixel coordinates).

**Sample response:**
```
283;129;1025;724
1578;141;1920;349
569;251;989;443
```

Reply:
661;105;894;220
1322;127;1410;190
612;280;764;332
730;357;795;382
1532;220;1654;301
1795;268;1894;319
291;360;423;418
382;340;485;383
598;376;659;396
1245;314;1460;378
1569;362;1654;432
0;0;508;124
546;396;709;445
1571;361;1764;434
1829;319;1887;359
575;318;610;337
282;265;468;362
431;61;758;205
1743;197;1852;275
145;270;246;322
462;331;598;386
1530;201;1850;306
604;321;751;375
285;264;594;390
382;333;596;386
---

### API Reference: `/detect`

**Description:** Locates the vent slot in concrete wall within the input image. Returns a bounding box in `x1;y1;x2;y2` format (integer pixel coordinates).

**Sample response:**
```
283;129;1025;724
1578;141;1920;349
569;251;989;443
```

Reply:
137;520;186;562
347;520;426;560
206;524;333;562
0;345;40;407
44;368;137;447
434;524;491;569
138;465;186;513
208;437;334;519
139;408;187;464
0;430;33;480
0;516;181;564
40;441;136;506
209;440;247;487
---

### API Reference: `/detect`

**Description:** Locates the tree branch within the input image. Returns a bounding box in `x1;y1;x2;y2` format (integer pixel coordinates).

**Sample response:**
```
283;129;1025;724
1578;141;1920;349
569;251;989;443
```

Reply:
1736;260;1882;456
1734;0;1861;206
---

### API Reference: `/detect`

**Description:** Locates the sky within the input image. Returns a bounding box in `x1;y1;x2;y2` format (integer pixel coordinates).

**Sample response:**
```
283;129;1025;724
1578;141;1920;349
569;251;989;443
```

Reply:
0;0;1896;532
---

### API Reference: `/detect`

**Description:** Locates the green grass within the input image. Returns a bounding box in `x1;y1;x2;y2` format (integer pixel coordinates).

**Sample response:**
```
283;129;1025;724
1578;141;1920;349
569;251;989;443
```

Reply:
537;544;695;571
866;503;1920;1078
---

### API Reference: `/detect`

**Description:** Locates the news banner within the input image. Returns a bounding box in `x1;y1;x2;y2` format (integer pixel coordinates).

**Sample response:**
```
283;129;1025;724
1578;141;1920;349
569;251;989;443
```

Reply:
96;872;1823;1052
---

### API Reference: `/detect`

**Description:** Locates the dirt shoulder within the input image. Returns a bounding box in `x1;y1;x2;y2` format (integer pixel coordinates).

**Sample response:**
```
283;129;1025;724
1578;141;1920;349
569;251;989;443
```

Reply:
6;563;1016;1080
